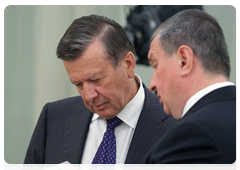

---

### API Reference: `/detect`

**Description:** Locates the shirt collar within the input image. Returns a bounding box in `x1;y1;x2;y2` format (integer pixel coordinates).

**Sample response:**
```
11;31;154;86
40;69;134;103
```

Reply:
92;74;145;129
181;81;234;118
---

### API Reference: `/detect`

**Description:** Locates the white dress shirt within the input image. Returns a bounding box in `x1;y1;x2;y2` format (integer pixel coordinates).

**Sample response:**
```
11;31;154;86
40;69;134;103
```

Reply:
81;74;145;164
181;82;234;118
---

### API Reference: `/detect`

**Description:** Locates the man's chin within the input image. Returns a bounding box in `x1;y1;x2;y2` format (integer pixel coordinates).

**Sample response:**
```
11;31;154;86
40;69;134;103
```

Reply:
95;108;120;119
163;106;171;116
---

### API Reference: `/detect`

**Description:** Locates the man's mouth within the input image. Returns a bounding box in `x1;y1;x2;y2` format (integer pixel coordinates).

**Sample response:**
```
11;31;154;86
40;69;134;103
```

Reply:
159;98;163;104
93;102;106;110
157;94;163;104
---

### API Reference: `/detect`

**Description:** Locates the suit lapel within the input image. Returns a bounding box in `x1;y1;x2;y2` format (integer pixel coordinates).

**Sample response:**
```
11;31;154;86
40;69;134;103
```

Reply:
125;84;169;164
63;100;93;164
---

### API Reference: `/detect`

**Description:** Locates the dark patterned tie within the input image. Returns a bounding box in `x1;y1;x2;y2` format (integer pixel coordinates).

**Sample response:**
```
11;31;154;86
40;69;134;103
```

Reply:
92;116;122;164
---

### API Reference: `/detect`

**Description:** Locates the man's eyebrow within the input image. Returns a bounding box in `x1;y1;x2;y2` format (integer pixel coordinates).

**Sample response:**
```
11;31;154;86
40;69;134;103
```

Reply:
88;73;102;79
70;73;104;85
71;80;82;85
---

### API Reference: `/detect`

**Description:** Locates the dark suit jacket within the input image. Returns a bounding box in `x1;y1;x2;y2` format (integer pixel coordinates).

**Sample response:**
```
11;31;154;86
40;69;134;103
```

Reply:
24;84;176;164
145;86;236;164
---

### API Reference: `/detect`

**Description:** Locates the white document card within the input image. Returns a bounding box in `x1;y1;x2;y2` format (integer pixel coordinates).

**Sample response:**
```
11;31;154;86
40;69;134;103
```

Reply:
43;161;78;170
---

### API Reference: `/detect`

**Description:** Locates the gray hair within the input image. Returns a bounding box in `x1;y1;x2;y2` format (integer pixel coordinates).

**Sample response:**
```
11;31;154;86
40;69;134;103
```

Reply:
151;9;230;78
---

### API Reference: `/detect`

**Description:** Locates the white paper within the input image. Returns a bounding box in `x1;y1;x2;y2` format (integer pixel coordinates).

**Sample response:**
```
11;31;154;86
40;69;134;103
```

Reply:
44;161;77;170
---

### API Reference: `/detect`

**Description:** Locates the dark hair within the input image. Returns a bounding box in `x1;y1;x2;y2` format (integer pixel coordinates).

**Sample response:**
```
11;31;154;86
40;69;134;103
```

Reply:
151;9;230;78
56;15;135;68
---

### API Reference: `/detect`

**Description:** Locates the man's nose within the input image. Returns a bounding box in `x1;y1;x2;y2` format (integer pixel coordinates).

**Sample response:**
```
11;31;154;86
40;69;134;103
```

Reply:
149;74;157;92
84;83;98;102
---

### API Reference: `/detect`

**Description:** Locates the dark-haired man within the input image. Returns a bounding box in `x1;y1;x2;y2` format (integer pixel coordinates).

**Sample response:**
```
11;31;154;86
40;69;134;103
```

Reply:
24;15;176;164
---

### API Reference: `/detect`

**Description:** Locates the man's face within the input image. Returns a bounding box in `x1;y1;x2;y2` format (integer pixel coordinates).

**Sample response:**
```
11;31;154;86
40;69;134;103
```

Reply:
148;36;181;117
64;41;132;119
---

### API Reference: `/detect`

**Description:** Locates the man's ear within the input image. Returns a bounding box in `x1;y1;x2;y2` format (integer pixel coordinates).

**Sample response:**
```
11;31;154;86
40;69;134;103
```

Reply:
122;52;135;78
177;45;194;77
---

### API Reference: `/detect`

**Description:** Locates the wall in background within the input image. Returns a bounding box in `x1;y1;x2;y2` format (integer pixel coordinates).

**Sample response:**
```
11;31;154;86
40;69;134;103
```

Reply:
4;5;236;164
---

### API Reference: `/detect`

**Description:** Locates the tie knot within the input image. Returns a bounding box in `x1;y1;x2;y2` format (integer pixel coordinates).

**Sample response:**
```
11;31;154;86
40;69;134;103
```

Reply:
106;117;122;129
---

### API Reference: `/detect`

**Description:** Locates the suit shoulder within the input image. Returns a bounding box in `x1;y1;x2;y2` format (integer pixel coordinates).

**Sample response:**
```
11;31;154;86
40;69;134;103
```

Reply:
42;96;88;120
48;96;83;106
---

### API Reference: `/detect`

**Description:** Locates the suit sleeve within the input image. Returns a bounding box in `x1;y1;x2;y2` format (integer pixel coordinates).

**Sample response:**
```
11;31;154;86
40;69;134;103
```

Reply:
24;103;48;164
145;121;221;164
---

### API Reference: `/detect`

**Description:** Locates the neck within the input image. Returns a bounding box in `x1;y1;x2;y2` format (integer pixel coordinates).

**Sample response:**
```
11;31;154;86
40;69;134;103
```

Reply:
127;75;140;103
187;71;228;101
